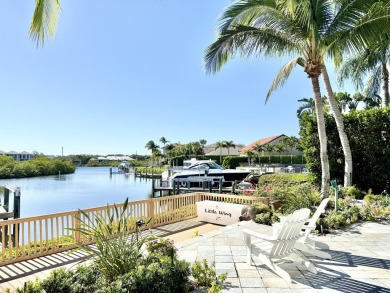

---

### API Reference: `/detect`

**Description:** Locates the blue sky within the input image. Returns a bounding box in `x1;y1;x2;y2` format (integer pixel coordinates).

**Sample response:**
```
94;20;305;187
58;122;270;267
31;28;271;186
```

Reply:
1;1;348;156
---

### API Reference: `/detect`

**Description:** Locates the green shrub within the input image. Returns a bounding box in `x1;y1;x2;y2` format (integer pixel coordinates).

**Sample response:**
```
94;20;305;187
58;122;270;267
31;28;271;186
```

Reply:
15;278;42;293
146;237;177;258
282;183;321;215
299;106;390;194
69;198;150;282
40;268;72;293
103;256;191;293
191;259;227;292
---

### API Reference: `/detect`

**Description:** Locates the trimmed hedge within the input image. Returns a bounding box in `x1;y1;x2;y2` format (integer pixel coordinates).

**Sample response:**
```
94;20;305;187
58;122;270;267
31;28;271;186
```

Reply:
299;107;390;194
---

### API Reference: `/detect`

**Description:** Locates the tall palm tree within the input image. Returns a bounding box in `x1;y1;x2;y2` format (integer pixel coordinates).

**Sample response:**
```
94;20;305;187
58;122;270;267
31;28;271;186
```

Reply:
204;0;389;194
199;139;207;156
215;141;227;164
281;136;299;165
338;41;390;108
159;137;168;148
243;149;254;166
224;140;236;156
274;143;286;164
263;143;275;164
145;140;159;154
30;0;61;46
253;143;264;165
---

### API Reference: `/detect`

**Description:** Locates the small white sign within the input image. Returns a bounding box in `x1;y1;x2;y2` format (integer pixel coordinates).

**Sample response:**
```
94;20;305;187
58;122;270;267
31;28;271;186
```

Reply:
196;200;245;225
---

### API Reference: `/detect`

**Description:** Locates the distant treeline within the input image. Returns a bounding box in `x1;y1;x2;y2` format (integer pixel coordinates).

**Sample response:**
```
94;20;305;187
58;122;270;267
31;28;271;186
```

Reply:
0;156;76;179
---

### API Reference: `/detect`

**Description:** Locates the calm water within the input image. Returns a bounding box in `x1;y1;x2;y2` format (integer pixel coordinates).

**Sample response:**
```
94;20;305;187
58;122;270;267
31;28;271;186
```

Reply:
0;167;156;218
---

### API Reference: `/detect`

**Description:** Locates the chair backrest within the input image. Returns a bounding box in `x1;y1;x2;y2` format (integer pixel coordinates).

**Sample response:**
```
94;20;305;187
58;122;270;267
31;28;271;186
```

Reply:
304;198;330;238
270;208;310;257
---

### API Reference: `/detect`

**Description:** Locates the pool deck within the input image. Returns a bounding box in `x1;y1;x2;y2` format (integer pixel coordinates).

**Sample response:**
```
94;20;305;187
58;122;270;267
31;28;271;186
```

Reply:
1;219;390;292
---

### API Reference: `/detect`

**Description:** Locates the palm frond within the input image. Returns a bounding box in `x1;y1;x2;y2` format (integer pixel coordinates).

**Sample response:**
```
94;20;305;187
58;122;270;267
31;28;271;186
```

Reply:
265;57;305;103
327;1;390;56
219;0;277;31
204;25;301;74
363;65;382;98
29;0;61;47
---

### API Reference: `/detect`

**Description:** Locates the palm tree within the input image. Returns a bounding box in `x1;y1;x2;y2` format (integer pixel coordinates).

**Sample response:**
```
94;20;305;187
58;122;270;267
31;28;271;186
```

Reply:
30;0;61;46
253;143;264;165
224;140;236;156
281;136;299;165
215;141;227;164
199;139;207;156
338;42;390;108
204;0;389;194
274;143;287;164
159;137;169;148
263;143;275;164
297;98;316;118
145;140;159;154
243;149;254;166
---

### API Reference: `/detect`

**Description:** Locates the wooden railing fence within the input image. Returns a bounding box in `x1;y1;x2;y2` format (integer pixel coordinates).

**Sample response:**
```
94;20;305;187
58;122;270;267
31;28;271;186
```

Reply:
0;193;267;266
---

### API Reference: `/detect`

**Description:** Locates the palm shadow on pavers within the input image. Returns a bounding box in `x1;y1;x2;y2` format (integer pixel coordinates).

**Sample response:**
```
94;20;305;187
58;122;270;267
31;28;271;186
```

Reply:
315;250;390;270
303;270;390;293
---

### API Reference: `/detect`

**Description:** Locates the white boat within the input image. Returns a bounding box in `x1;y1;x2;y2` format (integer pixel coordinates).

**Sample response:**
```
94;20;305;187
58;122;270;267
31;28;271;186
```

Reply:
118;161;132;173
162;158;251;188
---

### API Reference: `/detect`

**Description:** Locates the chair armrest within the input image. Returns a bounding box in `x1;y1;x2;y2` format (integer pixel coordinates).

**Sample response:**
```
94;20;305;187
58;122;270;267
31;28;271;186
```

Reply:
242;228;276;242
302;223;316;232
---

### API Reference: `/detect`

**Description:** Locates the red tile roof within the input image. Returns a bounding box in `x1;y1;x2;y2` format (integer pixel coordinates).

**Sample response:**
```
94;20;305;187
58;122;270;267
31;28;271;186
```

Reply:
240;134;286;153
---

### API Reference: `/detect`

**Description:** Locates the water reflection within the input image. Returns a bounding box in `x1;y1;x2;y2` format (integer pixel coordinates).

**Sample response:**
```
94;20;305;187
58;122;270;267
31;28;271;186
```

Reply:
0;167;156;218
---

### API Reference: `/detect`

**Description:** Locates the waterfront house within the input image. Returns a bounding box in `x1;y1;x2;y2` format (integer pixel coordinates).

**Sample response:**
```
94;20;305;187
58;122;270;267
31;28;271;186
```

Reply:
0;150;33;161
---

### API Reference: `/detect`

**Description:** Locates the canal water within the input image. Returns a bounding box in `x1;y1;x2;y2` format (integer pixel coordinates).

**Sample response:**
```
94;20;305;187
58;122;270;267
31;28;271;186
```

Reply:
0;167;156;218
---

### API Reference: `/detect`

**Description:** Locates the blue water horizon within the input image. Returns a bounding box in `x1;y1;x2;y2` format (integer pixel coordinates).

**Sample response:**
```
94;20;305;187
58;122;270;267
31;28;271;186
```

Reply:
0;167;156;218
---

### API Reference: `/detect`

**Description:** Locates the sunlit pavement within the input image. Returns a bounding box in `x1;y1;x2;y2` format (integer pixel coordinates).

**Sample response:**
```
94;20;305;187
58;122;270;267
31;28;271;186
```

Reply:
0;219;389;292
176;220;390;293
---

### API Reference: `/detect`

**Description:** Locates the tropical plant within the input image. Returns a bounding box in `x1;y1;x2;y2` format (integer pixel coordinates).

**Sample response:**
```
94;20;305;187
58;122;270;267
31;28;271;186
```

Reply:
224;140;236;156
243;149;254;166
204;0;390;194
30;0;61;46
191;259;227;292
338;40;390;108
145;140;160;154
214;141;227;164
252;142;264;164
273;142;286;164
199;139;207;155
297;98;316;118
281;136;300;165
263;143;275;164
69;198;150;282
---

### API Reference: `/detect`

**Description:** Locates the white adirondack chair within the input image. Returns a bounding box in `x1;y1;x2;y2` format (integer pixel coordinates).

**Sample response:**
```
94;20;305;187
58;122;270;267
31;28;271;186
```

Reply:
242;208;317;283
294;198;332;259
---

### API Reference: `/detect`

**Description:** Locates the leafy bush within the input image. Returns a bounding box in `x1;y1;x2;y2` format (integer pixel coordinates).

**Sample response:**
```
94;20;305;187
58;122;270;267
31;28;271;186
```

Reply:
191;259;227;292
248;203;274;225
299;107;390;194
146;237;177;258
0;156;75;179
69;198;150;282
282;183;321;215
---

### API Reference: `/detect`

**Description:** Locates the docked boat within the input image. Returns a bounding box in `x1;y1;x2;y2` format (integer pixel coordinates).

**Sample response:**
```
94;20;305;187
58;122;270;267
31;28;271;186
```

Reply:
162;159;251;188
118;161;132;173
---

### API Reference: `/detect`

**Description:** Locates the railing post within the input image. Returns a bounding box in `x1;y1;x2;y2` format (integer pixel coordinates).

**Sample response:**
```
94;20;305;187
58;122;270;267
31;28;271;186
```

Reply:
74;211;81;243
148;199;155;228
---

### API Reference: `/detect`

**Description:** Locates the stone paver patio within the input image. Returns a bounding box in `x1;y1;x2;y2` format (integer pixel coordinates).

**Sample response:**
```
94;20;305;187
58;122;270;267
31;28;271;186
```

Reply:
0;219;389;292
176;220;390;292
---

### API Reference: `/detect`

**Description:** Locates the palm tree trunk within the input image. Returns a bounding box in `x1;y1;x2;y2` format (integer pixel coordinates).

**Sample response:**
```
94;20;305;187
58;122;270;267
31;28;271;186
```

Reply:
322;66;353;187
381;61;389;107
311;76;330;196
